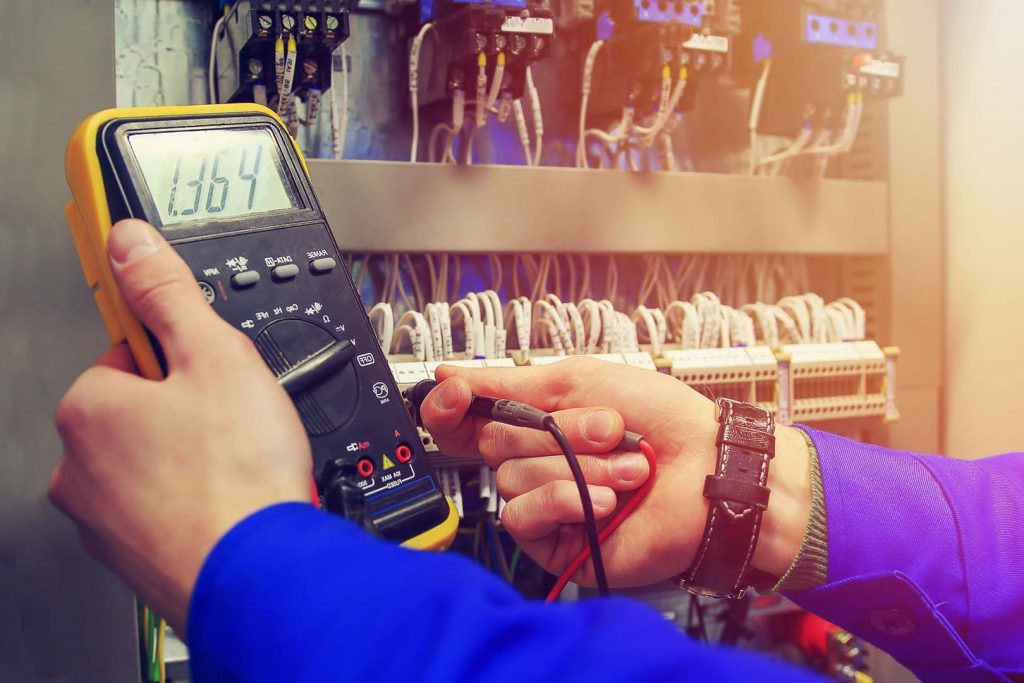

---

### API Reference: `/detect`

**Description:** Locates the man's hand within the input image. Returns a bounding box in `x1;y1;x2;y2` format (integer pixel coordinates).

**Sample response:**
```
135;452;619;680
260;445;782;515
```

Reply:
420;359;812;588
50;219;311;636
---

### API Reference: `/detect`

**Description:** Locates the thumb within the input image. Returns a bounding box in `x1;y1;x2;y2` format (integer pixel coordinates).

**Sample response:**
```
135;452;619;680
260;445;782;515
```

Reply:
107;219;219;365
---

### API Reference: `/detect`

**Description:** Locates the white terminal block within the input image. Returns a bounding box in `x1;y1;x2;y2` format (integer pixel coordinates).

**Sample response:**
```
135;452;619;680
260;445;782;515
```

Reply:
528;352;627;366
663;346;779;415
390;357;517;456
778;340;898;424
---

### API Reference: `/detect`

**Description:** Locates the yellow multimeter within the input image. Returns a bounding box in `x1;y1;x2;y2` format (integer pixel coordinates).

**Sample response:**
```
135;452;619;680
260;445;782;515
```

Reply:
64;104;457;551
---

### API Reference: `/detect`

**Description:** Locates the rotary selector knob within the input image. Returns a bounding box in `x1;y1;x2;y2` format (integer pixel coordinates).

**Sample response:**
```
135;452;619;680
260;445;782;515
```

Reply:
254;319;359;436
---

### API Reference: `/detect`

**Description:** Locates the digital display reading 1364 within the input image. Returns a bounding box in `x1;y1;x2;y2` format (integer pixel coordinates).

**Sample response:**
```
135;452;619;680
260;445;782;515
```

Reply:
130;128;298;227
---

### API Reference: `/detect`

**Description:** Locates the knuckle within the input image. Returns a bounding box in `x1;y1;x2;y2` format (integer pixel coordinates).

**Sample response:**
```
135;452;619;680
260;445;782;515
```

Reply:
495;460;519;494
543;480;569;514
500;498;525;534
132;273;190;316
580;455;609;483
46;465;66;508
47;461;76;517
54;387;90;437
478;423;515;461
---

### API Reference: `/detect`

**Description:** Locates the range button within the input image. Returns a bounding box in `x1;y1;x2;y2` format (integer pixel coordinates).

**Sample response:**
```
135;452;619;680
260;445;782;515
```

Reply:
272;263;300;281
310;257;337;274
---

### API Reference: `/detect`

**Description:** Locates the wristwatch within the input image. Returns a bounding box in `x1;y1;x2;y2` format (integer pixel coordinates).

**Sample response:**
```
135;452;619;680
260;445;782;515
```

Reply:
677;398;776;599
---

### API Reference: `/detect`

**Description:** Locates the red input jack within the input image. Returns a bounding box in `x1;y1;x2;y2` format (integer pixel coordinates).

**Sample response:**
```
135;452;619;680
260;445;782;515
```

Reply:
395;443;413;464
357;458;375;478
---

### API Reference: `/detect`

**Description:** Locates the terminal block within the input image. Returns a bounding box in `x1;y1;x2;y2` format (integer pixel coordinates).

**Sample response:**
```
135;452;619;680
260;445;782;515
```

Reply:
527;351;658;370
775;341;899;424
214;1;350;105
662;346;779;415
389;358;517;459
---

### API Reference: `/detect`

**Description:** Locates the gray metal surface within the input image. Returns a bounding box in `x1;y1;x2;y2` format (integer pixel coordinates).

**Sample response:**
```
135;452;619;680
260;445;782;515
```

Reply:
312;160;889;254
0;1;140;681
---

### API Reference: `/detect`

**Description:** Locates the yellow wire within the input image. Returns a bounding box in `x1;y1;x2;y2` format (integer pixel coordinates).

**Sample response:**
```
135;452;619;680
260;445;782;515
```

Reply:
158;619;166;682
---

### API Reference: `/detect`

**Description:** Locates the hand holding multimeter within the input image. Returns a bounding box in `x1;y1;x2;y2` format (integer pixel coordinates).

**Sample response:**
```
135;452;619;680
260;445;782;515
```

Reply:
51;218;316;634
63;105;457;551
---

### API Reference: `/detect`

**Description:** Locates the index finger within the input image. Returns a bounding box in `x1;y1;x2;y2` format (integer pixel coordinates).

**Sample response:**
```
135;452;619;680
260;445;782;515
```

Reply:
434;359;601;413
435;357;683;429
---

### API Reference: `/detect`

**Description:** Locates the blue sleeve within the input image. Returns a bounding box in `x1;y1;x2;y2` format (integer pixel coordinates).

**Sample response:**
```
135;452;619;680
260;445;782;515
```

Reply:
187;503;823;683
788;429;1024;682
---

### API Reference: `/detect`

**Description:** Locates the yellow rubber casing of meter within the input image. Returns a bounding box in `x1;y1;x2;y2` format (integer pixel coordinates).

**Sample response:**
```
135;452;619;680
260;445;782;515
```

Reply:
64;104;458;552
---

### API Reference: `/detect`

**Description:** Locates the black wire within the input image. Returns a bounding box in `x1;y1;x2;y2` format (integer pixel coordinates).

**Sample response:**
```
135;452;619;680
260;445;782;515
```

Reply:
542;415;609;597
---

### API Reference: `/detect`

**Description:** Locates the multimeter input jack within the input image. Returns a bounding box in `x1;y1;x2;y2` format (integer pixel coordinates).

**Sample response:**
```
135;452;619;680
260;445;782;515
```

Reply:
395;444;413;464
356;458;375;478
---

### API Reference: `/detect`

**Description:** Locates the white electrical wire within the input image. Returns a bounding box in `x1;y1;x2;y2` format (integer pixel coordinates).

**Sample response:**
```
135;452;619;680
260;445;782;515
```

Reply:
463;53;490;166
330;43;349;159
273;34;286;100
486;53;506;110
755;121;814;173
748;58;772;174
577;40;605;169
409;22;434;162
632;68;688;145
512;99;533;166
800;95;864;157
525;66;544;165
442;88;466;164
277;34;298;116
208;11;228;104
368;302;395;353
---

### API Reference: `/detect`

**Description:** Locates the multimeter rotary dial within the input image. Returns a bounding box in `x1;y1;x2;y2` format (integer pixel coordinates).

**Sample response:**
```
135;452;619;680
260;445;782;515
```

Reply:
254;319;359;436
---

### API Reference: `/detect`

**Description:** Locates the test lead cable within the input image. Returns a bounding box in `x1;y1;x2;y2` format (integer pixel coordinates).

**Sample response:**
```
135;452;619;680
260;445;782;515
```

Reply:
545;437;657;603
407;380;644;597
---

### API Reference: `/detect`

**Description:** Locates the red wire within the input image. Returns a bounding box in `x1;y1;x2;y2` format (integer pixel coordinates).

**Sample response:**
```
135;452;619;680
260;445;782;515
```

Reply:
545;439;658;602
310;479;321;509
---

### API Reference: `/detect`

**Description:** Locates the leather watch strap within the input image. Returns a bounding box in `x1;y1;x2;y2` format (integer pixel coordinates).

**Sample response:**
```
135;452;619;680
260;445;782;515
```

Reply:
678;398;775;599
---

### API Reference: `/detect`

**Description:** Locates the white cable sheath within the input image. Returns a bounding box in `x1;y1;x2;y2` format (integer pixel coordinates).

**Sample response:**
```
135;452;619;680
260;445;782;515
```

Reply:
409;23;433;162
748;59;772;174
525;66;544;165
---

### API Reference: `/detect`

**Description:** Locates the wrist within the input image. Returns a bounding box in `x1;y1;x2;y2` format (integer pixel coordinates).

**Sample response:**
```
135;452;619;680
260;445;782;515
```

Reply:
752;424;812;577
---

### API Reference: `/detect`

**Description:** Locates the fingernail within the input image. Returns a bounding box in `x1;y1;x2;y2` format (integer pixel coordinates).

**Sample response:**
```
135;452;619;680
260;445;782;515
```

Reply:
108;220;159;267
591;488;616;509
582;410;616;443
434;381;460;411
611;453;644;480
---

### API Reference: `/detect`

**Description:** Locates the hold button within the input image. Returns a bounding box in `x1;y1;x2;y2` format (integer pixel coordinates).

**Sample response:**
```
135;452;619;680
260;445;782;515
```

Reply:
310;257;336;274
273;264;300;281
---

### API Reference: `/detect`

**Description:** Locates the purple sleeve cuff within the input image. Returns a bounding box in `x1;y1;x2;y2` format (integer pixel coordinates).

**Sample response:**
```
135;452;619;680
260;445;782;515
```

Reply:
787;428;1024;677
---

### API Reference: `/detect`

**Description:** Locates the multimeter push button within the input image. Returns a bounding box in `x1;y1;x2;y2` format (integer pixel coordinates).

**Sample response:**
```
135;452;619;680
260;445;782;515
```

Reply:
272;264;300;281
310;257;336;274
231;271;261;289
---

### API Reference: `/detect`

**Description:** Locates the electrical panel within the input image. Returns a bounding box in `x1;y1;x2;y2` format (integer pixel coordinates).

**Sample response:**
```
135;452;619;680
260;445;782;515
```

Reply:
101;0;917;679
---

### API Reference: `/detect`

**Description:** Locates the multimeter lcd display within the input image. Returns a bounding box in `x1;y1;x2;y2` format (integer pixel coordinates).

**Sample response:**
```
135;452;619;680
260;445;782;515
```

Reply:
130;129;297;227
